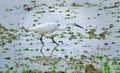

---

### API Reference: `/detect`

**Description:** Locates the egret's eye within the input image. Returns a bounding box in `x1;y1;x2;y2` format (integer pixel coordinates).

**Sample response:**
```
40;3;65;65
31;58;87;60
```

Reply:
57;24;60;26
33;24;35;26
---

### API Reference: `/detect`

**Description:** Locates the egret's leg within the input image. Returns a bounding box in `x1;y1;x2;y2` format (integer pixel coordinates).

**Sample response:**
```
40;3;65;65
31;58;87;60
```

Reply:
51;35;59;46
40;35;44;46
40;35;45;56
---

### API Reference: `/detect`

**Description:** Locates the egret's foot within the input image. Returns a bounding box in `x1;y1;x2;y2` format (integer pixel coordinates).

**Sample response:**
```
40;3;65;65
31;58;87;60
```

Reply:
52;39;59;46
51;36;59;46
54;41;59;46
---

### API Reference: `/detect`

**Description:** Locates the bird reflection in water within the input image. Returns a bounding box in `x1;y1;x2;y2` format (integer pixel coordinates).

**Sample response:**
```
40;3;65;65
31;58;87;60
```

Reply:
40;45;58;56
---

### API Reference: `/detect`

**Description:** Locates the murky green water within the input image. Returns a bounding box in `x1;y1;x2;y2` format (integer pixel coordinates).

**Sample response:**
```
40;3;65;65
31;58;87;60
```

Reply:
0;0;120;73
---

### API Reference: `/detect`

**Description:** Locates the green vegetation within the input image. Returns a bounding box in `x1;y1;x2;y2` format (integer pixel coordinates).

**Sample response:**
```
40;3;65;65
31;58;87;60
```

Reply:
0;0;120;73
0;23;19;46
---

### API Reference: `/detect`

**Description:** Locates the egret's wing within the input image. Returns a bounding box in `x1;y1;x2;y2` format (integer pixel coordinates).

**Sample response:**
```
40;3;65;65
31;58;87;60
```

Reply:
28;25;43;31
28;23;58;34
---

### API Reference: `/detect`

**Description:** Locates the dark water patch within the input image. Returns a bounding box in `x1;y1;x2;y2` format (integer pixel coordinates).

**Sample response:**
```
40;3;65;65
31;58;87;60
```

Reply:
4;57;11;60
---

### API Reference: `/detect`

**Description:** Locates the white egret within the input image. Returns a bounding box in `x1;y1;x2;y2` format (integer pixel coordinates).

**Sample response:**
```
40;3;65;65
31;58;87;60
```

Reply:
28;22;84;46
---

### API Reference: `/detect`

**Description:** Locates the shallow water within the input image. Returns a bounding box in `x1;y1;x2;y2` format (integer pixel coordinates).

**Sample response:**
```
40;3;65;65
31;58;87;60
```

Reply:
0;0;120;73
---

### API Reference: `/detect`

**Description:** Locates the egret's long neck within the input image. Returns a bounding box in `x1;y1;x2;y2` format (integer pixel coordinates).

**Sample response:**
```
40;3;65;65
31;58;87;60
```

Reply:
57;23;70;31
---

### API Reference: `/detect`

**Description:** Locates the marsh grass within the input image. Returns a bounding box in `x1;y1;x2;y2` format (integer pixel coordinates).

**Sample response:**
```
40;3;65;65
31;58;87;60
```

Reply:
94;51;120;73
3;57;120;73
3;49;119;73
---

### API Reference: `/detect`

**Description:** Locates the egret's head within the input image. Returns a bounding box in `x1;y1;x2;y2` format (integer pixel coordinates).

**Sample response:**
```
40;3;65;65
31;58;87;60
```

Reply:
67;23;84;29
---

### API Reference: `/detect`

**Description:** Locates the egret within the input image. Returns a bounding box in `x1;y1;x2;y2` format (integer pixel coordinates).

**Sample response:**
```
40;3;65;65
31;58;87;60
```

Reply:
28;22;84;46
